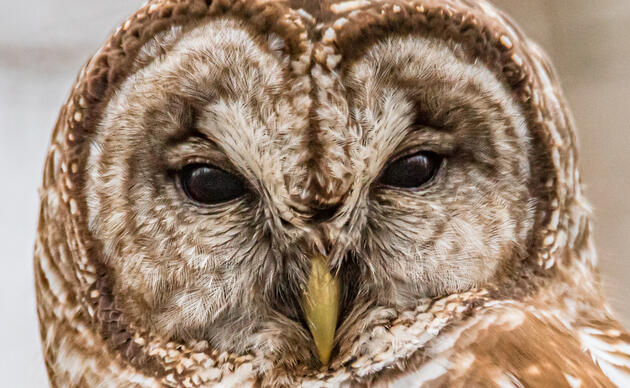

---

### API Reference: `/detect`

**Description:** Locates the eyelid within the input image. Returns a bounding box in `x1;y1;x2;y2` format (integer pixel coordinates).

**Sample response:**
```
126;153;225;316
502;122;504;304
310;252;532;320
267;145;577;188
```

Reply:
391;129;457;162
165;138;239;175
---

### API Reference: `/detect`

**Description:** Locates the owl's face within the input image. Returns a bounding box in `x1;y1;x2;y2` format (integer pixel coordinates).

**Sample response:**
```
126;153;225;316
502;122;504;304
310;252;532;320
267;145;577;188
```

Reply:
87;17;535;363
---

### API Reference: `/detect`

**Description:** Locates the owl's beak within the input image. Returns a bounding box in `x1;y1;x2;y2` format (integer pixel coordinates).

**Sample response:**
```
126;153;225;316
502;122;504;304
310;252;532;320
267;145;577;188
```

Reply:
301;255;340;365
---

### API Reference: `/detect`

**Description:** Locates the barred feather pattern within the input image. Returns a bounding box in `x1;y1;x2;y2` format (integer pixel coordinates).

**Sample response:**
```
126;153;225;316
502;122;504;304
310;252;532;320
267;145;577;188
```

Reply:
34;0;630;386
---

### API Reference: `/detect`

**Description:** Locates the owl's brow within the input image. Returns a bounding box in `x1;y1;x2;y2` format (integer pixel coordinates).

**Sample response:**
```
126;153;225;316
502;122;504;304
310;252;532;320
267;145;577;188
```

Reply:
143;93;212;146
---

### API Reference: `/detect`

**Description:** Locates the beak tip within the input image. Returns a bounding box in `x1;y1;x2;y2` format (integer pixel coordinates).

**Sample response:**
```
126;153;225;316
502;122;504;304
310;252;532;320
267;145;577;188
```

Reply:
318;350;332;366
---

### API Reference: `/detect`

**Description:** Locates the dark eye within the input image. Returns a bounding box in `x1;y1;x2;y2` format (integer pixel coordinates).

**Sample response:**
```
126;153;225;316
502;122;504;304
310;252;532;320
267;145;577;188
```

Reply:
379;152;442;189
179;164;248;204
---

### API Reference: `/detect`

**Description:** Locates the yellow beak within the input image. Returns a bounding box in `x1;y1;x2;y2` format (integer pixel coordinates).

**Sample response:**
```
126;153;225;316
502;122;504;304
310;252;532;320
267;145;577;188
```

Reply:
301;255;340;365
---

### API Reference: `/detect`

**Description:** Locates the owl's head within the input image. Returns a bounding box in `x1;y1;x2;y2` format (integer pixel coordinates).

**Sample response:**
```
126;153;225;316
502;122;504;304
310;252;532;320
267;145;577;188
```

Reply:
38;0;588;382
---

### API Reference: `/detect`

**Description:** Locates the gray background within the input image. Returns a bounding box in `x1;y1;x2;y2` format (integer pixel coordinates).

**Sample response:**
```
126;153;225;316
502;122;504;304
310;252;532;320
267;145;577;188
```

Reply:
0;1;628;386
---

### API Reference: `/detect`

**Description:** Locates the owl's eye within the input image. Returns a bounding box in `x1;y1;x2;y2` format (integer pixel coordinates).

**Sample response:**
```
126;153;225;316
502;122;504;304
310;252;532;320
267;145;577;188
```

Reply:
179;164;248;204
379;152;442;189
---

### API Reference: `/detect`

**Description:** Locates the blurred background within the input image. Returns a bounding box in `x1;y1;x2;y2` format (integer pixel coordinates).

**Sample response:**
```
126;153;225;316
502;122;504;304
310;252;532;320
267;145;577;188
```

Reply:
0;1;628;386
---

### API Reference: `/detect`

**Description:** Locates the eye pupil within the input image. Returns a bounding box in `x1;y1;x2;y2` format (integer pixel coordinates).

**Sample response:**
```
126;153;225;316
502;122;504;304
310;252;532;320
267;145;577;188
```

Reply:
380;152;441;189
180;164;247;204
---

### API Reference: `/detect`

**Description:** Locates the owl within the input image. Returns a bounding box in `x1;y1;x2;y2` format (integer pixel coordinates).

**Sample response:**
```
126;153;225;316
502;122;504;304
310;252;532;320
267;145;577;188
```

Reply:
34;0;630;386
